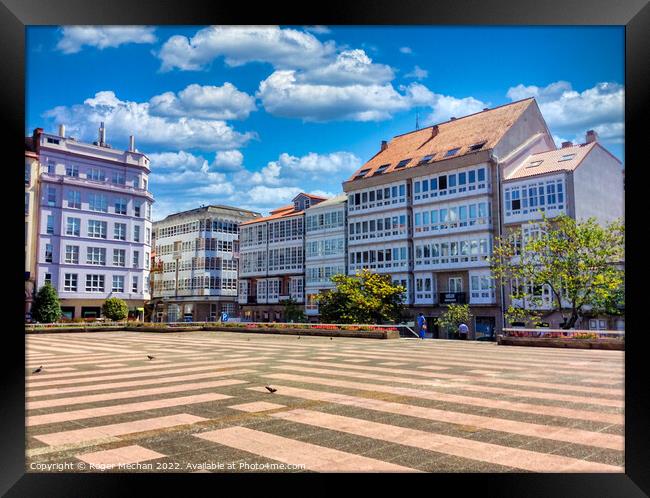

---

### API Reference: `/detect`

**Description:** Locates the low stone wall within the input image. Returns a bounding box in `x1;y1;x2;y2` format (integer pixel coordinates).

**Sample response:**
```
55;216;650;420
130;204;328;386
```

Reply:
25;326;125;334
498;336;624;350
202;326;399;339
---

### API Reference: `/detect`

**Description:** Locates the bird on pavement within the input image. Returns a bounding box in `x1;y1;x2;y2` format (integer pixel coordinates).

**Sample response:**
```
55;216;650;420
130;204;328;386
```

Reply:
32;366;43;374
298;336;301;339
330;337;333;341
265;386;278;393
147;355;155;360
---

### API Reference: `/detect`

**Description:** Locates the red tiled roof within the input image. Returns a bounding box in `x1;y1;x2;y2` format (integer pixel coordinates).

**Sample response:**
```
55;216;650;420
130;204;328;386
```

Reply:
347;98;536;182
240;192;327;225
505;142;598;180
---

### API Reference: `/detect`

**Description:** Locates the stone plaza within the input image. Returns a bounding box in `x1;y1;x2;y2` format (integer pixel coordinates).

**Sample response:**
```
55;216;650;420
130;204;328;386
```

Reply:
26;332;624;473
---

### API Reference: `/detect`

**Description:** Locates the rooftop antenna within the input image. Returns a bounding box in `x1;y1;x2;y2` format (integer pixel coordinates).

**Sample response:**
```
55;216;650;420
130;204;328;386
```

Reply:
415;109;420;131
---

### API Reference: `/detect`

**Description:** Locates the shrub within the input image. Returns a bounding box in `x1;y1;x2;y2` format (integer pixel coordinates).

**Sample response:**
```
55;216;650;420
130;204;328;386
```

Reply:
32;283;62;323
102;298;128;321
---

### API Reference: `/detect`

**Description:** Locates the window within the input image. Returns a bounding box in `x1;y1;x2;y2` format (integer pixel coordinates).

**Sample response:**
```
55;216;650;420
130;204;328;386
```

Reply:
65;164;79;177
438;175;447;190
112;171;125;185
64;245;79;264
113;249;126;267
46;215;54;234
146;203;152;220
448;277;462;292
134;225;141;242
114;198;127;215
559;153;576;162
66;217;81;236
373;164;390;176
47;187;56;207
418;154;435;165
132;276;139;293
478;168;486;182
142;179;148;191
133;250;139;268
445;147;460;157
45;244;53;263
88;220;107;239
67;190;81;209
354;169;370;180
25;165;31;185
145;252;150;269
469;141;486;151
528;160;544;168
85;274;105;292
88;168;105;182
114;223;126;240
86;247;106;266
25;192;29;215
44;273;52;285
63;273;77;292
395;158;411;169
89;194;108;212
134;202;141;217
46;137;60;144
112;275;125;292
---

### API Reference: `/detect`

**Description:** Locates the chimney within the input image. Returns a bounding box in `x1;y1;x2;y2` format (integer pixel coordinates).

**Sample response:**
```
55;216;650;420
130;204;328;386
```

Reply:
450;117;456;121
380;140;388;151
32;128;43;154
585;130;599;144
58;124;65;138
483;108;489;111
561;141;573;149
129;135;135;152
98;122;106;147
431;125;439;138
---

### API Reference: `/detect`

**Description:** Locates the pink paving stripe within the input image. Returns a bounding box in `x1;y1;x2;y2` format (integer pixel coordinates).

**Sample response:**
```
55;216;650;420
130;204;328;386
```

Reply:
28;379;246;409
228;401;286;413
248;386;623;451
27;392;231;427
37;367;77;373
26;358;266;387
280;359;622;397
379;362;406;367
35;413;207;446
94;364;129;368
271;409;622;473
266;374;624;425
77;445;165;466
194;426;418;472
27;369;256;398
269;365;623;408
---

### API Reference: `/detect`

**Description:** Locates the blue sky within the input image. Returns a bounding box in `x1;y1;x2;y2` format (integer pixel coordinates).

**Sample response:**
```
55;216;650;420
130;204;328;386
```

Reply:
26;26;624;220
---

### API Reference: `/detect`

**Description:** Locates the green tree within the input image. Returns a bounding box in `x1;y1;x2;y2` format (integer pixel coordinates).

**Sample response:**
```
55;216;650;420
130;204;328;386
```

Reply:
490;214;624;330
317;269;405;324
281;297;306;322
437;304;472;338
102;297;129;321
32;283;62;323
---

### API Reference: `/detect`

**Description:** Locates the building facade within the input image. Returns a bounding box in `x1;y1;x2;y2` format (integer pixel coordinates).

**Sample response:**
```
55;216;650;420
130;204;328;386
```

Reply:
33;124;154;319
151;205;260;322
501;131;625;330
304;194;347;320
343;98;559;339
238;193;326;321
25;130;41;317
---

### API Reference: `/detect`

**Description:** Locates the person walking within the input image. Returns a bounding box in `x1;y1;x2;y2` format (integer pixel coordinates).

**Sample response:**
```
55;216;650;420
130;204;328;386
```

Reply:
458;322;469;340
417;313;427;339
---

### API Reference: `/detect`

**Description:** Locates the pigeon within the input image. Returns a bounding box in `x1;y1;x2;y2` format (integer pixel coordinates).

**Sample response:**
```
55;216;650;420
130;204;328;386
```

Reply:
330;337;333;341
147;355;155;361
298;336;301;339
265;386;277;394
32;366;43;374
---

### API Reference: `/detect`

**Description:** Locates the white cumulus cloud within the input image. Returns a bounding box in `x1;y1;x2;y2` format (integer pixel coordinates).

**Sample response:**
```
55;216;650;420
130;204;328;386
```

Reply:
157;25;336;71
405;65;428;81
149;83;256;121
43;90;255;151
213;150;244;171
56;26;157;54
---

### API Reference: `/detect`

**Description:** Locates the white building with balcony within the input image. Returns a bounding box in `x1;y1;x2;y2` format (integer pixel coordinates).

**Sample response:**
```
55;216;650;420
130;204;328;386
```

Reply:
238;193;326;322
304;194;347;319
33;124;154;319
151;205;260;322
342;98;559;338
501;131;625;330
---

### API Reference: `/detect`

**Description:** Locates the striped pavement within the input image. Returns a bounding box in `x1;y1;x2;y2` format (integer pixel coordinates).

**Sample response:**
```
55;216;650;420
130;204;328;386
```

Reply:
26;331;624;473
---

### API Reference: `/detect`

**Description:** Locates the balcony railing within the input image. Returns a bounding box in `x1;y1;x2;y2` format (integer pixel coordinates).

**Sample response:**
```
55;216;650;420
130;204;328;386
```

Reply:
438;292;467;305
40;173;153;200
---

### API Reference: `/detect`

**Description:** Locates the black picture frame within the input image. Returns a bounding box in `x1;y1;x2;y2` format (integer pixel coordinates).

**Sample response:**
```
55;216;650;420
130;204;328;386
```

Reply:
2;1;648;495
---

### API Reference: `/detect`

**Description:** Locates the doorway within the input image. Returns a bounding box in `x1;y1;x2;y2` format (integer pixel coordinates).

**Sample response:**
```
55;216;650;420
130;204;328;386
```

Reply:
475;316;496;339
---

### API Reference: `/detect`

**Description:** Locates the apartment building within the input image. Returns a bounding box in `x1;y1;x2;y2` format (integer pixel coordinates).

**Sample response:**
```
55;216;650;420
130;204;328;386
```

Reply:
304;194;347;319
238;193;326;321
33;123;154;319
151;205;260;322
501;130;625;330
25;131;41;316
342;98;558;339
